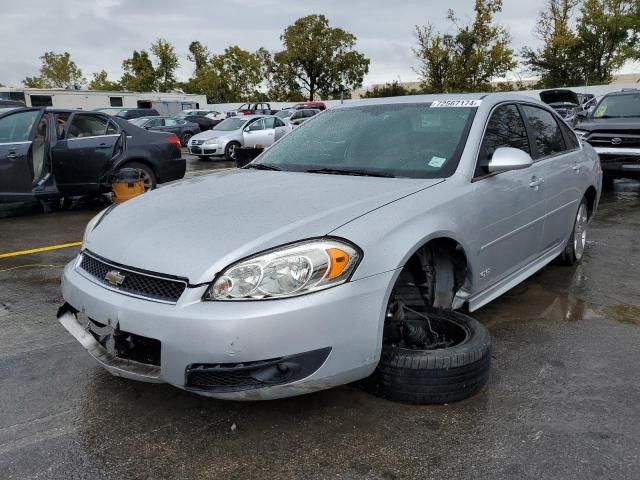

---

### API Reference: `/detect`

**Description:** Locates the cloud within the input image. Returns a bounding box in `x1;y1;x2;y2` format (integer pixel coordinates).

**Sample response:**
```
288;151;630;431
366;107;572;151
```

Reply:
0;0;542;88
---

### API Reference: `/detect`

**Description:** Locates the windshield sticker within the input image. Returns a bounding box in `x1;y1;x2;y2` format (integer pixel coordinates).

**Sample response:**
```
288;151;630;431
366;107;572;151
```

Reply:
430;100;482;108
428;156;447;167
594;105;606;117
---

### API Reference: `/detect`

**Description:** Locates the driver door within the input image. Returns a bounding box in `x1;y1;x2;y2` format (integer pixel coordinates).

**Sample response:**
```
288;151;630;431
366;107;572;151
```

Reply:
243;118;270;147
51;113;121;194
0;109;45;201
466;103;547;291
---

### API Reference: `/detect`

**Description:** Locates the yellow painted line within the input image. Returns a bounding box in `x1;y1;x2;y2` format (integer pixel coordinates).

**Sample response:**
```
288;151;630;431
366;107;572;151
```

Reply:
0;242;82;259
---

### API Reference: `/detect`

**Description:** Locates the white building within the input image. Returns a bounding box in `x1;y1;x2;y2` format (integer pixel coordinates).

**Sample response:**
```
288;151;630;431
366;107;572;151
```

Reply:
0;88;207;115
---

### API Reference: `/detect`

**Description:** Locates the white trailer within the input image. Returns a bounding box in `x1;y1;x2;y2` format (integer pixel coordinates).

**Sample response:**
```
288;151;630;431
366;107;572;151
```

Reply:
0;88;207;114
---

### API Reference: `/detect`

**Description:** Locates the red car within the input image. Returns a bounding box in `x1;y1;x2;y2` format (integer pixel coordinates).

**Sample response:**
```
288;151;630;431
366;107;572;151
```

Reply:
227;103;274;116
293;101;327;111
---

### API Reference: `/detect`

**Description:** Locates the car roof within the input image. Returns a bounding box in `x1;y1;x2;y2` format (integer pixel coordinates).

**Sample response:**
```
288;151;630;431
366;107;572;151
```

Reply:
604;89;640;97
336;92;536;110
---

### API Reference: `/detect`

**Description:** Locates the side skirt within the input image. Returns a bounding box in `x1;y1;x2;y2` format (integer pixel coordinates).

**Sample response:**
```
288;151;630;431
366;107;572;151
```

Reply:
461;243;566;312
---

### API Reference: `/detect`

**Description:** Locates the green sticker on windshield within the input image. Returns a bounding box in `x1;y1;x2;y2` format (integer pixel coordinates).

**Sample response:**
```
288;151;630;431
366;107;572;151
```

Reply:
594;105;606;117
428;156;446;167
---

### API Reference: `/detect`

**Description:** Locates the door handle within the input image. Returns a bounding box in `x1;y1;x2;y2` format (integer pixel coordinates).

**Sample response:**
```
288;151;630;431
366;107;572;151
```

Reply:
529;177;544;189
96;143;111;149
571;164;582;173
7;151;17;159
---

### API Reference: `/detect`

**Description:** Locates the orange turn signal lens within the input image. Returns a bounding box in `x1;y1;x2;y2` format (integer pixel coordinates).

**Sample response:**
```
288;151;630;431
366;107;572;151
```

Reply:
326;248;351;280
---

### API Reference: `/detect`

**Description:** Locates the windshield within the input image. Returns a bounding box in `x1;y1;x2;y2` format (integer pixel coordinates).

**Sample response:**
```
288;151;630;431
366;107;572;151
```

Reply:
253;103;475;178
593;93;640;118
129;118;148;126
276;110;292;119
214;117;250;131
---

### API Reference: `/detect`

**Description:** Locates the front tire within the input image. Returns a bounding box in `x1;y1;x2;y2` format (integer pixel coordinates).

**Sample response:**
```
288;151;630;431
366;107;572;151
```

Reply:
181;132;193;147
225;141;241;161
372;310;492;405
558;198;589;265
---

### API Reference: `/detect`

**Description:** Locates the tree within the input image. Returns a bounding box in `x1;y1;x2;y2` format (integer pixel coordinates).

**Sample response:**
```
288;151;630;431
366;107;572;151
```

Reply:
88;70;121;90
151;38;180;91
576;0;640;84
363;81;414;98
22;51;85;89
211;46;263;101
521;0;582;87
121;50;157;92
184;43;266;103
273;15;370;100
255;48;305;101
414;0;516;92
187;41;211;74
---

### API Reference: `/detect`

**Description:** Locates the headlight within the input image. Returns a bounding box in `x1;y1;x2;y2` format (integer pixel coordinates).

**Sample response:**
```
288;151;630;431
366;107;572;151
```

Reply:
204;138;219;145
574;129;588;137
81;206;115;248
204;238;361;301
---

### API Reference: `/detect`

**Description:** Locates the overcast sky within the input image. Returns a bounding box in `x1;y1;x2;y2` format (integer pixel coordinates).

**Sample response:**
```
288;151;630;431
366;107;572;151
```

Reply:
0;0;633;88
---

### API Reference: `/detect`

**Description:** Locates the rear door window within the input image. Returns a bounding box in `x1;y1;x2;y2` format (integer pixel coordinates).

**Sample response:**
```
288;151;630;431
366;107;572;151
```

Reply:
521;105;566;158
476;104;530;177
558;120;579;150
0;110;40;142
66;114;110;139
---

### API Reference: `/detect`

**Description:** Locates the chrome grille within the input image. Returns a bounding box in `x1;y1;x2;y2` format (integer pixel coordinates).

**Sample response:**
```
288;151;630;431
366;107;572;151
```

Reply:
191;139;204;146
79;252;187;303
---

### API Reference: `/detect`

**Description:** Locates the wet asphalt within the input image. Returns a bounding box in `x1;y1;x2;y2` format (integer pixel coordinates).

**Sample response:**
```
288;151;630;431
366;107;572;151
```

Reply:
0;171;639;479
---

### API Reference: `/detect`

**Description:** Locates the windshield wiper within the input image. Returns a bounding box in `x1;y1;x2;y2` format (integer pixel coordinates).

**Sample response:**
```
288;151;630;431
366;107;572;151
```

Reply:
305;167;395;178
243;163;282;171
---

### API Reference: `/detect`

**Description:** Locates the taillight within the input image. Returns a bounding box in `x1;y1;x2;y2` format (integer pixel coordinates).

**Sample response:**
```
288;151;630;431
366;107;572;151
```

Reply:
166;135;181;149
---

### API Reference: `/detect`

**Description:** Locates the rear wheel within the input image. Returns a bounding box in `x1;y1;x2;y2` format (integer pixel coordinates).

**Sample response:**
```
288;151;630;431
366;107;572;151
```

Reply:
119;162;156;191
558;198;589;265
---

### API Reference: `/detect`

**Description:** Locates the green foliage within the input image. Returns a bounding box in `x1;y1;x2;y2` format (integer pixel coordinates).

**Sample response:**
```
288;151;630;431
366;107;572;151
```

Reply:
151;38;180;91
576;0;640;84
523;0;640;87
121;50;157;92
273;15;370;100
183;44;266;103
521;0;582;88
22;51;85;89
363;81;414;98
88;70;121;90
414;0;516;93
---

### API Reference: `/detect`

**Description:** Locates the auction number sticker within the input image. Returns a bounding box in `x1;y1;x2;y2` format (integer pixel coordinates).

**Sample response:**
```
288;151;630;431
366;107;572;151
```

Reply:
430;100;482;108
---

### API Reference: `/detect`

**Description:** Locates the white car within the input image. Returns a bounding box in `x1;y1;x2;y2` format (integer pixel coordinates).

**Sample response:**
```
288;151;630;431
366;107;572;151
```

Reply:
178;109;225;121
187;115;288;161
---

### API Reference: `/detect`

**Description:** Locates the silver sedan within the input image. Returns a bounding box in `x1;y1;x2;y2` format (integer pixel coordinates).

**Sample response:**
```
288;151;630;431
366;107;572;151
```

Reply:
187;115;288;161
58;93;601;401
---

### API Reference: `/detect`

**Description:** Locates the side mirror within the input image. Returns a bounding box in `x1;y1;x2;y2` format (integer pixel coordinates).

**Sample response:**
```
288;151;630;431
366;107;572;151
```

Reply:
487;147;533;173
144;126;151;130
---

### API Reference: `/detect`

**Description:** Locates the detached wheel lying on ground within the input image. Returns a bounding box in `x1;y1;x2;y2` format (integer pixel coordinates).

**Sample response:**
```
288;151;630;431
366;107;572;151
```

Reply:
371;307;492;405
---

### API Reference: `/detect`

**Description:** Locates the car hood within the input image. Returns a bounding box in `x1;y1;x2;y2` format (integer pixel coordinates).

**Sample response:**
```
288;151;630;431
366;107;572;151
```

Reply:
540;89;580;106
85;170;443;283
575;117;640;133
190;129;239;141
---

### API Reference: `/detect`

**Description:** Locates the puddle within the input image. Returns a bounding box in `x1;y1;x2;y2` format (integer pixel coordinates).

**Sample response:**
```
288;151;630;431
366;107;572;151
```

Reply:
600;304;640;326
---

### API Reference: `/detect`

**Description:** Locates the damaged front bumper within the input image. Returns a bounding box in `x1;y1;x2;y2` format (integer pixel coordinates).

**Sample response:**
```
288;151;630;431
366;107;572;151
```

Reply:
58;258;396;400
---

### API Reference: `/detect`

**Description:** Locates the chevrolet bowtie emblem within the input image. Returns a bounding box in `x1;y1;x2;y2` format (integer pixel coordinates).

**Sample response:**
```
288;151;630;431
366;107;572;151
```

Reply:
105;270;126;286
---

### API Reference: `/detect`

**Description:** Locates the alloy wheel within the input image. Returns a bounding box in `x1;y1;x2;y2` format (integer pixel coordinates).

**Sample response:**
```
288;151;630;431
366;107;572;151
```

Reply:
573;203;588;260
